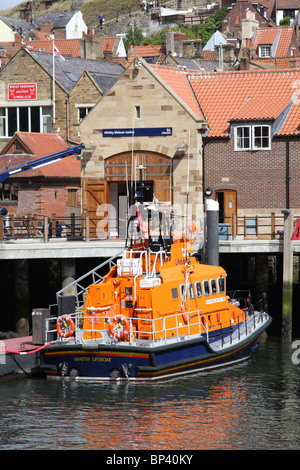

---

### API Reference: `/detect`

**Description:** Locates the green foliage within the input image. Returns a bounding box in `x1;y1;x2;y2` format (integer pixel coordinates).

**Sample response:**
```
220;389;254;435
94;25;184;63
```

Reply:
279;16;291;25
124;27;145;52
141;5;229;46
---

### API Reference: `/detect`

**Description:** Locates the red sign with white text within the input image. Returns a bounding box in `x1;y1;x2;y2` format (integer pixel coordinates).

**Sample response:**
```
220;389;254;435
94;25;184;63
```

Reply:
8;83;37;100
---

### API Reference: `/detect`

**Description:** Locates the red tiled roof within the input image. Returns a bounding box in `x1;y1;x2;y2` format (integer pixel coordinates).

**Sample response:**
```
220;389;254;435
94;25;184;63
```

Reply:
152;64;204;120
202;50;216;61
28;30;51;41
0;132;80;178
252;26;295;57
24;39;80;57
126;45;166;66
99;37;116;54
188;69;300;137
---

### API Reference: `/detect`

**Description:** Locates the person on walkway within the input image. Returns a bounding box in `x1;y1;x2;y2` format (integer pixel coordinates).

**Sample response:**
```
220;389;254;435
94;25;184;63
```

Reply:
98;13;104;26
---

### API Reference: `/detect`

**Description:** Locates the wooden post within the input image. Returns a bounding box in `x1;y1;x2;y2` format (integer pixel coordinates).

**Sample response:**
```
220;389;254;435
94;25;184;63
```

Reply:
85;213;90;242
33;214;38;237
232;213;236;239
271;212;275;239
51;213;56;238
44;216;48;242
0;215;4;240
281;209;294;341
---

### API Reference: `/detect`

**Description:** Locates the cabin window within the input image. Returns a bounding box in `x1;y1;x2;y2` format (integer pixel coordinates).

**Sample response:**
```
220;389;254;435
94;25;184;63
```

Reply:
210;279;217;295
188;283;195;299
180;284;186;300
218;277;225;293
171;288;178;299
195;281;202;298
203;280;210;296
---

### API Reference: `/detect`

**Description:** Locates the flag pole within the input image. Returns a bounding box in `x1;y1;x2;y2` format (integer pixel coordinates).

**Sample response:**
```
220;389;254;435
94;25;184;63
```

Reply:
52;39;55;125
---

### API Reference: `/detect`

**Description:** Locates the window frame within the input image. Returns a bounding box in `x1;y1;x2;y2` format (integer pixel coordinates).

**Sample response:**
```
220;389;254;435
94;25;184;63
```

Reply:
235;125;251;150
234;124;271;151
0;106;52;137
252;125;271;150
259;45;271;58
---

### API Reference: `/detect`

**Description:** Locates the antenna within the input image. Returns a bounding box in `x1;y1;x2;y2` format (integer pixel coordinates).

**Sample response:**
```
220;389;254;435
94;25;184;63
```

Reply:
185;131;190;260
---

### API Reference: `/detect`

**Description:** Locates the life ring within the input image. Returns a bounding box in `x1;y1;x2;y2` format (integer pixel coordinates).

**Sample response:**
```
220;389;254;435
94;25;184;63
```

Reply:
56;315;75;338
109;315;130;342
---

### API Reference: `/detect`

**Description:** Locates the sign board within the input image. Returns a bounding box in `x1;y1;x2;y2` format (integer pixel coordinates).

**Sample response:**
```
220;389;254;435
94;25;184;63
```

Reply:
8;83;37;100
103;127;172;137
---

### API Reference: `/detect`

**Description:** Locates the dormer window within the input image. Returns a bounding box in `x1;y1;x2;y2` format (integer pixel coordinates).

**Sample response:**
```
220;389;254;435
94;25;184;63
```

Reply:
234;125;271;151
259;45;271;57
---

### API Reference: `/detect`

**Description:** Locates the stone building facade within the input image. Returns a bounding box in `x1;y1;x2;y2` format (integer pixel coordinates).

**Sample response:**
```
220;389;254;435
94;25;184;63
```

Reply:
79;58;206;238
0;47;123;151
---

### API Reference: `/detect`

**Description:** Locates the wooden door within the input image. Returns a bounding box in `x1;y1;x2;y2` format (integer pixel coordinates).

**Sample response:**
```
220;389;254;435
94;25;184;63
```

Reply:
216;190;237;234
84;181;109;238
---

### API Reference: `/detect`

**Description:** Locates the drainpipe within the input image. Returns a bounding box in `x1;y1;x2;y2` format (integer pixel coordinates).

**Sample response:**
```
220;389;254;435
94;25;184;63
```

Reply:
286;136;290;209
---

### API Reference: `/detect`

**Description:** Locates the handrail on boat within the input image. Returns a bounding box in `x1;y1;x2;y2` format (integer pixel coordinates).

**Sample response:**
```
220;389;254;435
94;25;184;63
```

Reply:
43;305;269;348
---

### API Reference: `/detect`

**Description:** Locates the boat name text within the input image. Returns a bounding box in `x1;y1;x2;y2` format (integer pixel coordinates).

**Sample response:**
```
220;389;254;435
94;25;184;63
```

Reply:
74;356;111;362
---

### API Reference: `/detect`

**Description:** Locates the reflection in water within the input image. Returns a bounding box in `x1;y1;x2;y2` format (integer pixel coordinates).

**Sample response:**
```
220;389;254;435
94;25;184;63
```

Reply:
1;337;300;450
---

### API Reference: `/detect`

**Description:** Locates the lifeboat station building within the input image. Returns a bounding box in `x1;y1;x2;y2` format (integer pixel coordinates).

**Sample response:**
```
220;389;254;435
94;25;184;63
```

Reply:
79;58;207;238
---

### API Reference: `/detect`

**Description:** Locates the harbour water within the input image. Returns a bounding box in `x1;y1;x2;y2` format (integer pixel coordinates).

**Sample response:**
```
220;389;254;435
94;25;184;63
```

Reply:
0;335;300;451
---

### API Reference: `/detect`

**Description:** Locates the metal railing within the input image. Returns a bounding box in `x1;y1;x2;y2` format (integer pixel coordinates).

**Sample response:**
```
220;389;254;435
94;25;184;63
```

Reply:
0;212;297;243
44;301;269;349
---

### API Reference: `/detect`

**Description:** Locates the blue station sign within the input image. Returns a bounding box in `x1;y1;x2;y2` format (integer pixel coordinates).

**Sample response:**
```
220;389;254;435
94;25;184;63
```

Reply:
103;127;172;137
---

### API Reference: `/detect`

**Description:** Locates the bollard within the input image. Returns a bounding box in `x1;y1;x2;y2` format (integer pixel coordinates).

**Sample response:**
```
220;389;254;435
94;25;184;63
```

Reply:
206;198;219;266
281;209;294;341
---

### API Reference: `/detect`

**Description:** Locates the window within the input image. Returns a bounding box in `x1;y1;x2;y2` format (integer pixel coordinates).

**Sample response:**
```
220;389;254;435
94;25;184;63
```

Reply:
253;125;270;149
195;281;202;298
180;284;186;300
210;279;217;295
135;106;141;118
203;280;210;296
64;71;77;82
171;288;178;299
188;283;195;299
218;277;225;294
235;126;250;150
234;125;271;151
0;106;52;137
78;107;92;123
259;45;271;57
0;183;18;201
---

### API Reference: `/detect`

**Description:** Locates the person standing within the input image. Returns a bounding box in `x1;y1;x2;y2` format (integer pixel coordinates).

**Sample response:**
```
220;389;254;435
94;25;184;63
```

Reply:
98;13;104;26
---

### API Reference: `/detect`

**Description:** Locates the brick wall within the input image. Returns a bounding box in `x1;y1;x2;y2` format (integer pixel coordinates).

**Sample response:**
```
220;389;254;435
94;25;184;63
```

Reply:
203;136;300;214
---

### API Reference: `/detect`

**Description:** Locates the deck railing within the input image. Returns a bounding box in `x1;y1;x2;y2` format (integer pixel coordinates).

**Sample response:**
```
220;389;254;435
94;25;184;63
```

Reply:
44;305;268;349
0;212;295;242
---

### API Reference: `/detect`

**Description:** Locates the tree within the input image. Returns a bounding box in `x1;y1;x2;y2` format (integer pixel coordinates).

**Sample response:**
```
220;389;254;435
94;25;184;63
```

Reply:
124;27;144;52
280;17;291;25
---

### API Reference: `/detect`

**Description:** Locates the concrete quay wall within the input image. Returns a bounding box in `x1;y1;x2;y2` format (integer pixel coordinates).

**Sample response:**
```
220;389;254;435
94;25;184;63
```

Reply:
1;238;298;260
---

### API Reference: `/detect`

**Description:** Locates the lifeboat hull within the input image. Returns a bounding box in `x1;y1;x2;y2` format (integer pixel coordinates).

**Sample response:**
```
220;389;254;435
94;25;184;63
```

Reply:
41;316;271;382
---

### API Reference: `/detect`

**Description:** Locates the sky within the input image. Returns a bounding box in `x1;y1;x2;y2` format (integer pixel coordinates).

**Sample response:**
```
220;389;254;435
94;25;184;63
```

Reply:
1;0;21;8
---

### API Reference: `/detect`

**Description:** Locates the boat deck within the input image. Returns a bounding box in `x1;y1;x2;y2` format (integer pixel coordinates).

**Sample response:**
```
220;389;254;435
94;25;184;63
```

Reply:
2;336;38;354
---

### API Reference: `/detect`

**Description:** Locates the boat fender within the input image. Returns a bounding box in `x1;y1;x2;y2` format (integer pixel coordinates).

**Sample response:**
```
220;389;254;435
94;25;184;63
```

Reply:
109;315;130;342
56;315;75;338
182;312;189;324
